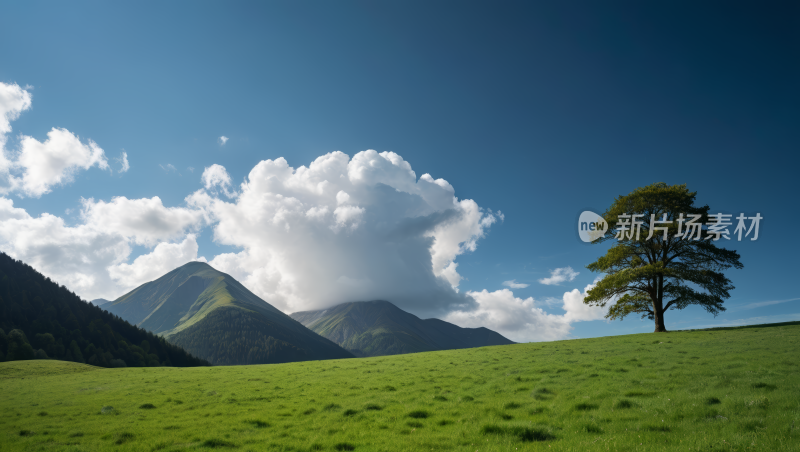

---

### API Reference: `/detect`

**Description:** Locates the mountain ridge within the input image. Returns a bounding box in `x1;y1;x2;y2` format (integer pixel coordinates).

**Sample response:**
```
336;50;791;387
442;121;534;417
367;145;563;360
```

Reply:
290;300;514;357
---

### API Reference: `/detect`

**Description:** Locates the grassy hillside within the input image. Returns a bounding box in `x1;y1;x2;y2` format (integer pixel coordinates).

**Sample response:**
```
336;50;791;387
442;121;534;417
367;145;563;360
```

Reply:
291;300;514;357
105;262;353;365
1;322;798;451
0;360;97;379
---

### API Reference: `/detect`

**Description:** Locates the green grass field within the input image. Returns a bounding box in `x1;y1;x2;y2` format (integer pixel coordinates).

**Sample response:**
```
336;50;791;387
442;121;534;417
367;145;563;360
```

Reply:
2;323;799;452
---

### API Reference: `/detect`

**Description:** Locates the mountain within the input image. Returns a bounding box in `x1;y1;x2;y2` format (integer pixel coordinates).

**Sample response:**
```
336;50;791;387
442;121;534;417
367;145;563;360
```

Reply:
289;300;514;357
0;252;209;367
105;262;354;365
90;298;111;306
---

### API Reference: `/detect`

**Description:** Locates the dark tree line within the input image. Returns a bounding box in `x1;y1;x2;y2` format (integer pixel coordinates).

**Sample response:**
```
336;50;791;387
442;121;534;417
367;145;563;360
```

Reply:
0;252;209;368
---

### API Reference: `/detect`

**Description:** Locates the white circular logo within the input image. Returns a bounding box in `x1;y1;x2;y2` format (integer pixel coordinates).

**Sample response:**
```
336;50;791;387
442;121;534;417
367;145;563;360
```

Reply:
578;211;608;242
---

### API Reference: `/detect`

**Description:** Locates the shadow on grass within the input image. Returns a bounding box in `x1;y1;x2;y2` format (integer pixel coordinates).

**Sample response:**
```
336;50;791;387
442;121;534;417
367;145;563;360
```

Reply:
201;438;237;448
244;419;269;428
615;399;634;409
574;402;599;411
482;424;555;442
113;432;135;445
624;391;657;397
532;387;554;401
585;424;603;434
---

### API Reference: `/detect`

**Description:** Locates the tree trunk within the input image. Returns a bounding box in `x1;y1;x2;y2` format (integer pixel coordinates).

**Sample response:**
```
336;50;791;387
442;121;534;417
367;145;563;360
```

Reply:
654;273;668;332
653;308;668;332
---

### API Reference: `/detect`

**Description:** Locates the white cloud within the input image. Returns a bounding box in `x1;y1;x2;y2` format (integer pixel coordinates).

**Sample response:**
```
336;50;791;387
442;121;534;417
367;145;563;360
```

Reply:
194;150;500;315
14;128;109;197
0;82;32;153
201;164;235;198
502;279;529;289
562;277;607;322
160;163;177;172
80;196;204;246
0;82;109;197
219;136;229;146
445;278;608;342
0;195;205;300
117;151;130;173
446;289;571;342
333;204;365;230
539;266;579;285
0;197;131;299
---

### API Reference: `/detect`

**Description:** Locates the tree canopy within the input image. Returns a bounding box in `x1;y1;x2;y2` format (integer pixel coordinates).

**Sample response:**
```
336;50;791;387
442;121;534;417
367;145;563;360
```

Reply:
583;183;743;332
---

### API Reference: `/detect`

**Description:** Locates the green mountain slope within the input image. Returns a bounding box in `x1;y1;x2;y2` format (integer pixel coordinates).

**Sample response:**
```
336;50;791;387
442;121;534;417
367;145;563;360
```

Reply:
0;252;208;368
290;300;514;357
105;262;353;365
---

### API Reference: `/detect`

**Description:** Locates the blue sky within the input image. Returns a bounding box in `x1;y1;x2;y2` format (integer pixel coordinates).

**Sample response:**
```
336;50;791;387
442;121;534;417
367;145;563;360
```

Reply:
1;1;798;341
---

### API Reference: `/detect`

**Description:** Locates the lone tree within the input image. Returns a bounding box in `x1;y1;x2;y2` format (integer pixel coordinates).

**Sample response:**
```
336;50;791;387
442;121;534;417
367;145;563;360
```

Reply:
584;183;743;332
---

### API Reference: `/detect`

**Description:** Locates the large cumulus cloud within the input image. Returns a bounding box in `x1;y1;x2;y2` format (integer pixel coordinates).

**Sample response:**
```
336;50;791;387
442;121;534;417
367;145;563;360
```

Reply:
190;150;501;316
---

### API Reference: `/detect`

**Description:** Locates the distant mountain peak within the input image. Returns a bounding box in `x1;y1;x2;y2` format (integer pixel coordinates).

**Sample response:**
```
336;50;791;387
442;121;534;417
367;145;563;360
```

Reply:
290;300;514;357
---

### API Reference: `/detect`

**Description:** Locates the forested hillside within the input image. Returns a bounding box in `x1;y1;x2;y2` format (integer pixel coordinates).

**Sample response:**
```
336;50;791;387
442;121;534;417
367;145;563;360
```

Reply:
0;252;209;368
